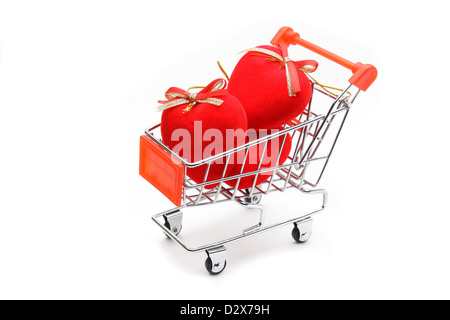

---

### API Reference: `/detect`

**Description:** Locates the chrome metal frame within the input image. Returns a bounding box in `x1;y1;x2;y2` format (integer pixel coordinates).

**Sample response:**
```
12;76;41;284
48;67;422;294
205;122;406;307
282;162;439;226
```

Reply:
147;83;360;274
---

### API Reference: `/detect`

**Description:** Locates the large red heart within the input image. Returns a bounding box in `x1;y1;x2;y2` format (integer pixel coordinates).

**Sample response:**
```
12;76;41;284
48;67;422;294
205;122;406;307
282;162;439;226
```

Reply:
225;128;292;190
161;83;247;189
228;45;314;130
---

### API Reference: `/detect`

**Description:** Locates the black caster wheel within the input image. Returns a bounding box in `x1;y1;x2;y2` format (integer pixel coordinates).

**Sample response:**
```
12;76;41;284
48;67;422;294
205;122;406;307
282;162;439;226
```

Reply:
205;257;227;275
292;225;311;243
292;226;302;243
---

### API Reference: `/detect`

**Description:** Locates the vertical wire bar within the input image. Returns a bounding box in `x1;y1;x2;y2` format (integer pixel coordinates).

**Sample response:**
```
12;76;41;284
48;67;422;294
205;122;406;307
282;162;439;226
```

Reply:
308;113;335;160
195;162;211;205
183;165;188;206
281;83;315;191
299;121;315;183
350;89;361;105
249;139;269;199
283;128;303;191
284;116;312;188
296;82;315;165
231;146;250;200
306;83;314;121
265;132;288;194
214;154;231;203
298;122;310;163
298;121;319;190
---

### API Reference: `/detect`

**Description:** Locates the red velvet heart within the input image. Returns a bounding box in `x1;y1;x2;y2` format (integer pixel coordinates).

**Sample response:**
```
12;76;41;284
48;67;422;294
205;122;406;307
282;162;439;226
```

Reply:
225;128;292;189
228;45;314;130
161;88;247;189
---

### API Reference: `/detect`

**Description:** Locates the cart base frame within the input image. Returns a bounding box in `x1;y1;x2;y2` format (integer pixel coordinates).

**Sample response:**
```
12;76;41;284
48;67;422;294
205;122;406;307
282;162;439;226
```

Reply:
152;187;327;274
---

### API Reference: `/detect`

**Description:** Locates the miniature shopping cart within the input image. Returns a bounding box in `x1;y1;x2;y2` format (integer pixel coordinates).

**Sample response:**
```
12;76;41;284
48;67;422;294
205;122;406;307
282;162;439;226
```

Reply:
139;27;377;274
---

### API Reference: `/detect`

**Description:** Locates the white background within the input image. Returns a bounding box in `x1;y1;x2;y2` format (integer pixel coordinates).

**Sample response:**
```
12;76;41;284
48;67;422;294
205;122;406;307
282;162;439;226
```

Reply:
0;0;449;300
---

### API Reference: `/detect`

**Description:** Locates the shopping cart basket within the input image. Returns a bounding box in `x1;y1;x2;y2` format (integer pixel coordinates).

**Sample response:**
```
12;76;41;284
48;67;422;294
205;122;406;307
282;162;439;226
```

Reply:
139;27;377;274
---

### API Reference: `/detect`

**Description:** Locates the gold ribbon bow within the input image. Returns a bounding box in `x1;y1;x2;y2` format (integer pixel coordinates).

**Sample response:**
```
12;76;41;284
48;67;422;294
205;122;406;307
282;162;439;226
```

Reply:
157;79;227;113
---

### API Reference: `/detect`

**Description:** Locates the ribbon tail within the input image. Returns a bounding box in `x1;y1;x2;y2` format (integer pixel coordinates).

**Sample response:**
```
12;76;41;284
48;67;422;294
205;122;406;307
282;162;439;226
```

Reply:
157;98;190;112
286;62;300;96
279;43;301;96
157;105;168;112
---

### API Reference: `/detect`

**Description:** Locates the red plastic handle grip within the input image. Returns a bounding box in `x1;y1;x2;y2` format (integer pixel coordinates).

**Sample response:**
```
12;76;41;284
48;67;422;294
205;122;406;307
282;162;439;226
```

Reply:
271;27;377;91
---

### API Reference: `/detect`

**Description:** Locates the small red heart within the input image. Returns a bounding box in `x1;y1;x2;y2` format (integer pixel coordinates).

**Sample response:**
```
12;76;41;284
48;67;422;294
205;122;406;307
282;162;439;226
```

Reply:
161;93;248;189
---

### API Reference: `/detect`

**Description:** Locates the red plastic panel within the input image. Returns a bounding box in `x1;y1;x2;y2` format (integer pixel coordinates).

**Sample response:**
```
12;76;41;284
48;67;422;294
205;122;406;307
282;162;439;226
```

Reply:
139;135;184;206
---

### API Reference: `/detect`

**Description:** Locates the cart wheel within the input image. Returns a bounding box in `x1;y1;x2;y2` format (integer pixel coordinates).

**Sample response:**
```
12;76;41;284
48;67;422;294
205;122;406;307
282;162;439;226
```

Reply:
205;246;227;275
292;226;303;243
244;189;262;205
163;210;183;238
292;218;313;243
164;221;182;238
205;257;227;275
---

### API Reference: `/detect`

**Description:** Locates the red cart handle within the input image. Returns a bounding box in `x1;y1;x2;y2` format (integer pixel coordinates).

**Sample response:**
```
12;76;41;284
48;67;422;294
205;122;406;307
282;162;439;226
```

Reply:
271;27;377;91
